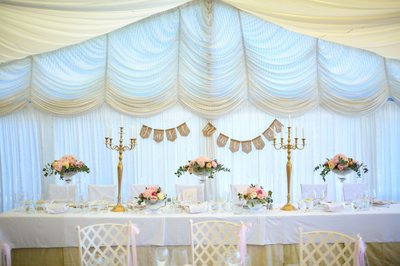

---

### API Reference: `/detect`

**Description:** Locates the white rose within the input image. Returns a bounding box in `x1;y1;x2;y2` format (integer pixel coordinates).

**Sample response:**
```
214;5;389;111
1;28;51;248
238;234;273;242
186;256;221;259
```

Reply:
249;192;257;199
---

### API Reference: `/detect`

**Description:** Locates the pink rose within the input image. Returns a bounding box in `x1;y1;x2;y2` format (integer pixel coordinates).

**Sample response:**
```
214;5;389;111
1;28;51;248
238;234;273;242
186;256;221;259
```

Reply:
337;165;344;171
142;190;152;198
211;161;218;168
149;196;158;202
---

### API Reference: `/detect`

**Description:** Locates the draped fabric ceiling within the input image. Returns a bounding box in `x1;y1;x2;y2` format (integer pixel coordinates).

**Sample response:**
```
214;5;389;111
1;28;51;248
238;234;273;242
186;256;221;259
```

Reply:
0;0;400;117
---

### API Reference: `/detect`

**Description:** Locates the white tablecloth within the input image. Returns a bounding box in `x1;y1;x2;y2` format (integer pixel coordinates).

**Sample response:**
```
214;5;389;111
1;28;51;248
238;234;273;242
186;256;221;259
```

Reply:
1;204;399;248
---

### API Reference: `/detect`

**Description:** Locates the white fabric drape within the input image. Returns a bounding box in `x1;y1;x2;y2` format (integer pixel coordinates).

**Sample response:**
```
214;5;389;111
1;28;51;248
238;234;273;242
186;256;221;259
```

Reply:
1;102;399;212
0;1;399;117
1;0;399;63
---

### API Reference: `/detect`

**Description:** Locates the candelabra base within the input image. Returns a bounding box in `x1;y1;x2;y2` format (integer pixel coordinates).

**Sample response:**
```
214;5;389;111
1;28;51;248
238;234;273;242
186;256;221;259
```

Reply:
281;203;297;211
111;203;126;212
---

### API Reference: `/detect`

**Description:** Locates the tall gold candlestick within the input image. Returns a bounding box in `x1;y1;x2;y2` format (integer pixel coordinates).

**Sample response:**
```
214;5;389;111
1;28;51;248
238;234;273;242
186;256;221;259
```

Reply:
273;126;306;211
105;127;136;212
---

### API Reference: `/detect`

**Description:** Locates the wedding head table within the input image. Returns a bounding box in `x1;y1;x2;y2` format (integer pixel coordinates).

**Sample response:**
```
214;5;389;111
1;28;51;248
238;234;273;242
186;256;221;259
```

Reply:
1;202;399;265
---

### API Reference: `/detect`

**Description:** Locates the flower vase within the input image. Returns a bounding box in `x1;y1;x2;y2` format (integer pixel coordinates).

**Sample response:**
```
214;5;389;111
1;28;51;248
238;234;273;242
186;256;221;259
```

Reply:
145;200;165;213
332;169;351;202
246;199;263;212
61;172;77;184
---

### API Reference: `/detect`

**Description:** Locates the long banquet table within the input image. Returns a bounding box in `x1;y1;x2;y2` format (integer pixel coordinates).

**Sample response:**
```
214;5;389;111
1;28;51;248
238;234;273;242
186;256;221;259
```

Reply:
1;204;400;265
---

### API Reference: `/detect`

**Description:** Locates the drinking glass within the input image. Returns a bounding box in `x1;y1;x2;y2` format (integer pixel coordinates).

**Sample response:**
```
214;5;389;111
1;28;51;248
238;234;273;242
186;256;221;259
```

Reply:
170;248;189;266
155;247;169;266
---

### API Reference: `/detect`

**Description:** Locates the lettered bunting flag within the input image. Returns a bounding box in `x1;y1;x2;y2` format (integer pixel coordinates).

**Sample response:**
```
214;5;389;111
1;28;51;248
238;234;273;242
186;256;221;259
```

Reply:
177;123;190;136
153;129;164;143
165;128;177;142
241;141;252;154
263;128;274;141
140;125;152;139
252;136;265;150
217;133;229;147
229;139;240;153
272;119;284;133
202;122;216;137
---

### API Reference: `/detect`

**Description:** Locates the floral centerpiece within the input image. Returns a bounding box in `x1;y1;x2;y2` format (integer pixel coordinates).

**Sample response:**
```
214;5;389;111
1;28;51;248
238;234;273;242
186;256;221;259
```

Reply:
314;153;368;182
136;186;166;206
238;184;273;207
175;156;230;179
43;155;90;181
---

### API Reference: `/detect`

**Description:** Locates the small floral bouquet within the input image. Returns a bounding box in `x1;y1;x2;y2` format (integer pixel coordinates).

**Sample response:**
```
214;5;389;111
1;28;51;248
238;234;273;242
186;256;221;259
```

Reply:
175;156;230;179
314;153;368;182
43;154;90;180
136;186;166;205
238;184;273;206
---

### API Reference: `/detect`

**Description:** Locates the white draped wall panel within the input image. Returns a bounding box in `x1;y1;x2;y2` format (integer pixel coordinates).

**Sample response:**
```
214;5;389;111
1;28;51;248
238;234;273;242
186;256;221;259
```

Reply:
0;0;399;117
0;58;30;115
31;37;106;115
1;103;399;212
107;11;179;116
318;41;389;115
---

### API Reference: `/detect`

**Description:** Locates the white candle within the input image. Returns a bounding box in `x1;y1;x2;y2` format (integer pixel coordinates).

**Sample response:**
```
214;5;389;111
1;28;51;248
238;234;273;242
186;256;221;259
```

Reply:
110;128;112;138
131;126;135;138
120;114;124;125
296;127;298;138
302;128;304;138
280;128;283;138
288;114;291;127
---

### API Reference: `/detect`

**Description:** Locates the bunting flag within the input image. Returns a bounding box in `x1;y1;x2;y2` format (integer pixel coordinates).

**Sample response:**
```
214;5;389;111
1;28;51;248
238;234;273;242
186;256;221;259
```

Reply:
217;133;229;147
241;140;252;154
202;122;217;137
140;122;191;143
140;125;152;139
229;139;240;153
203;119;284;153
153;129;164;143
252;136;265;150
166;128;177;142
177;123;190;136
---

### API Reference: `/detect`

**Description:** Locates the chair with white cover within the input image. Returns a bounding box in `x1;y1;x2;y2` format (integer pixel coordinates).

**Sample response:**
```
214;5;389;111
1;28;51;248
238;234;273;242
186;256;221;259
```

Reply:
230;184;249;199
77;222;139;266
343;183;369;203
176;184;205;202
190;219;248;266
48;184;77;202
299;227;367;266
88;184;116;202
300;183;328;201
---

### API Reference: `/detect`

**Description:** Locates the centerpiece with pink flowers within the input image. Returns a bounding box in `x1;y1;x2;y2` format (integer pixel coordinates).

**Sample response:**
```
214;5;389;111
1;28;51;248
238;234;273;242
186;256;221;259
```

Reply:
136;186;166;212
314;153;368;182
43;155;90;182
175;156;230;179
238;184;273;211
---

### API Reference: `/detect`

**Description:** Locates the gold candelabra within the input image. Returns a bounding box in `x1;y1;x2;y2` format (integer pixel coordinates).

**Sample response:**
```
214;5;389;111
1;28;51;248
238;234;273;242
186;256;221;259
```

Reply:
273;126;305;211
105;127;136;212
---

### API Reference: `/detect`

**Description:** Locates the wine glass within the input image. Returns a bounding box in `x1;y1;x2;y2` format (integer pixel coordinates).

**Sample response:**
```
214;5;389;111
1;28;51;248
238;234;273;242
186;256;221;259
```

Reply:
155;247;169;266
170;248;189;266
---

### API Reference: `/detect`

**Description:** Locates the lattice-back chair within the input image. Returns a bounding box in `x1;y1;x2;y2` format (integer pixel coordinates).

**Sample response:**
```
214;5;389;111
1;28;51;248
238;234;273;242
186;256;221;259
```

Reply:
77;222;139;266
299;228;365;266
190;220;247;266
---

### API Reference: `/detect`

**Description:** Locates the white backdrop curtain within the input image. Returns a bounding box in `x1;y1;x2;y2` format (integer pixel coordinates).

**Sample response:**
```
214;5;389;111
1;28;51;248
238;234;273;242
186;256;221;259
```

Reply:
1;0;399;117
1;102;399;212
0;0;399;63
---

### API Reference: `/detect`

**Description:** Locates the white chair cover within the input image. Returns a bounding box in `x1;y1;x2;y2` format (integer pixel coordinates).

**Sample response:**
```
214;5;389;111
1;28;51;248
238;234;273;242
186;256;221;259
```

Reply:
175;184;205;202
300;183;328;200
343;183;369;202
48;184;76;202
230;184;249;199
0;242;11;266
88;184;116;202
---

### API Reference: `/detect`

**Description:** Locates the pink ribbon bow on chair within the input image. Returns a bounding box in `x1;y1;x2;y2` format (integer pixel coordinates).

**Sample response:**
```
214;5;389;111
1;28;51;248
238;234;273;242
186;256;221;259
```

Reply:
238;222;252;265
355;234;367;266
1;242;11;266
129;224;140;266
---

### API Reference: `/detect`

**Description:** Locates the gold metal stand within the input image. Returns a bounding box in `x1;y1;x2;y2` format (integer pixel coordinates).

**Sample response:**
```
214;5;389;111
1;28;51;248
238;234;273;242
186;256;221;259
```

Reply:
105;127;136;212
273;126;305;211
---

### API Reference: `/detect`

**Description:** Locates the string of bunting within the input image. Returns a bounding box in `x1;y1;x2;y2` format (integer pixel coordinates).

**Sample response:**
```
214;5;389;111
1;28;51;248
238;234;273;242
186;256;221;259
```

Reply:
202;119;284;153
140;123;190;143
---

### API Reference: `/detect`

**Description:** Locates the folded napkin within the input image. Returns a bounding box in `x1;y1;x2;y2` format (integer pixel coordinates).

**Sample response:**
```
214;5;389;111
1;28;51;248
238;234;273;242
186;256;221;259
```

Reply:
184;202;208;213
321;202;345;212
46;203;69;214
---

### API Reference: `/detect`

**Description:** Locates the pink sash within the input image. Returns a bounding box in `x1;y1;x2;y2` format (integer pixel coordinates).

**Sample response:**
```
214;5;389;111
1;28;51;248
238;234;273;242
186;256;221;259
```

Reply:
355;235;367;266
238;222;252;265
1;242;11;266
129;224;140;266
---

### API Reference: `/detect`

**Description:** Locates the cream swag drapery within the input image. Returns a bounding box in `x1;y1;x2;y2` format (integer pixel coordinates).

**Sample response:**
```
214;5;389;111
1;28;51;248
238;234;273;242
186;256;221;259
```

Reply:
0;0;399;117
